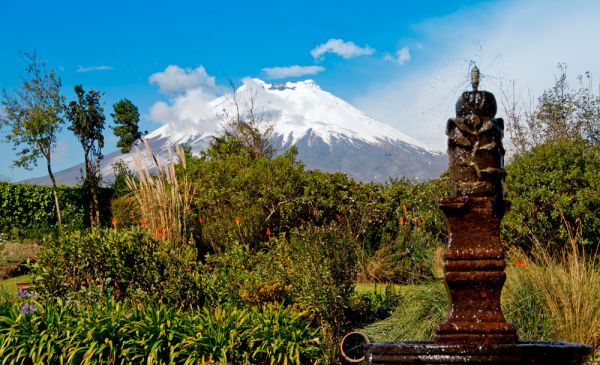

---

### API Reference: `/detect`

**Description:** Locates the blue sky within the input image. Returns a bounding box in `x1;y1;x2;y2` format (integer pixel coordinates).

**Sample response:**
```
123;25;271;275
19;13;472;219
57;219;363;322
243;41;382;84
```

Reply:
1;0;599;181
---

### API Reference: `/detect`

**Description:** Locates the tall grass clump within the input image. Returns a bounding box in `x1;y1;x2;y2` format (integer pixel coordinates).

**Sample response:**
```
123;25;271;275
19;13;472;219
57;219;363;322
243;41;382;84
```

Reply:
126;140;195;244
504;241;600;354
359;282;448;341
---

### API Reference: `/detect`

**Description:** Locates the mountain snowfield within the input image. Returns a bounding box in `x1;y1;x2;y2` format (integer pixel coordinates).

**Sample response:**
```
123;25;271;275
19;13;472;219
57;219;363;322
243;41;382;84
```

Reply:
27;79;446;185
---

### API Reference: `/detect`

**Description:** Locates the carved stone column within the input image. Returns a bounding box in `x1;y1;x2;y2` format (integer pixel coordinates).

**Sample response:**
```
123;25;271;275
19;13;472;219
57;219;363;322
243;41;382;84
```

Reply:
434;67;518;345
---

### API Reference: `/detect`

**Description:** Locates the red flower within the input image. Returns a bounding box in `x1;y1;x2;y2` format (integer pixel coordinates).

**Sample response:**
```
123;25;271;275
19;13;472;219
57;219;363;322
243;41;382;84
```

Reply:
417;216;422;226
234;216;241;225
513;258;517;266
266;228;272;237
140;219;146;227
155;228;163;238
519;259;526;268
198;217;204;224
111;218;118;228
335;214;342;222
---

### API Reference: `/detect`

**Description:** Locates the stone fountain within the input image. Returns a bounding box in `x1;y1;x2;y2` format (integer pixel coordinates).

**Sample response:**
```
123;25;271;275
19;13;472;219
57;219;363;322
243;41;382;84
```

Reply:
340;67;592;364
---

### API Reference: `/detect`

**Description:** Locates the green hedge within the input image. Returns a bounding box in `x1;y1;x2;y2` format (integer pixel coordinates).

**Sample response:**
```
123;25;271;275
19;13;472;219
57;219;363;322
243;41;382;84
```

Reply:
0;182;113;237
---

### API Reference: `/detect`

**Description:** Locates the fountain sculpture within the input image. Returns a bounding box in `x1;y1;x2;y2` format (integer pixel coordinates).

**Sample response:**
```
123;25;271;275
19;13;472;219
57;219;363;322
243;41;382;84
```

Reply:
341;67;592;364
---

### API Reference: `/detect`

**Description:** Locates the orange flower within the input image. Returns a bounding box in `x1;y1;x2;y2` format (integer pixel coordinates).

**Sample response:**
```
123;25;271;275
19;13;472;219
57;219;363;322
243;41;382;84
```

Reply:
111;218;118;228
155;228;163;238
400;216;405;226
234;216;241;225
266;227;272;237
140;219;146;227
519;259;526;268
198;217;204;224
513;258;517;266
403;204;408;215
417;216;422;226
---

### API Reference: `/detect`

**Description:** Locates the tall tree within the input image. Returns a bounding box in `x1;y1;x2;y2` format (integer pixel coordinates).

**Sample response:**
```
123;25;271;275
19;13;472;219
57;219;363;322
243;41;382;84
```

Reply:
0;52;65;225
66;85;105;225
111;98;145;153
503;64;600;154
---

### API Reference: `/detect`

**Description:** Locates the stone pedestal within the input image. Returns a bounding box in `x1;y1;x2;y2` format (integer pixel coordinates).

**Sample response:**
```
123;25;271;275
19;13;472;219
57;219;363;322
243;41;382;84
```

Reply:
434;196;517;345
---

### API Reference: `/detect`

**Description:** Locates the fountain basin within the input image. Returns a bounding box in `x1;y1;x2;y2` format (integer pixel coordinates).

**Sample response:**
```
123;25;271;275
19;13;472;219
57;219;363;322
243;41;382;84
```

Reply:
366;341;592;364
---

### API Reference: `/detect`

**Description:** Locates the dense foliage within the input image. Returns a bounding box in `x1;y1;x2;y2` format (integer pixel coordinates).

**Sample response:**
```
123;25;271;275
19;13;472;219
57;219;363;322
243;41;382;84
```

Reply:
0;182;112;237
111;98;144;154
0;299;327;364
504;137;600;252
179;135;447;284
32;228;204;306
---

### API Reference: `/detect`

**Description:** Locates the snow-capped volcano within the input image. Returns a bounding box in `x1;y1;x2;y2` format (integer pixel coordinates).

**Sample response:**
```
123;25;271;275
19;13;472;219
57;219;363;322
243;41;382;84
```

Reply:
26;79;446;185
149;78;428;150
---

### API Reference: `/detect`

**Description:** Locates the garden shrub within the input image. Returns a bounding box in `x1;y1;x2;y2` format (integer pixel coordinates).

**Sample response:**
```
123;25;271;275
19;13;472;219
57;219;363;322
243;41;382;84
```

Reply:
182;136;447;284
201;223;360;358
32;227;204;306
202;242;292;307
503;137;600;253
187;140;308;253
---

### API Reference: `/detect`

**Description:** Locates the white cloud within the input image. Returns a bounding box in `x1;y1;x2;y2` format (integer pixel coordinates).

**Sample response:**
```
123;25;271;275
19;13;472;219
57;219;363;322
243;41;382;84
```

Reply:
149;65;217;96
311;39;375;60
148;65;221;136
384;47;411;65
149;87;218;131
262;65;325;79
147;76;282;138
354;0;600;152
76;65;114;73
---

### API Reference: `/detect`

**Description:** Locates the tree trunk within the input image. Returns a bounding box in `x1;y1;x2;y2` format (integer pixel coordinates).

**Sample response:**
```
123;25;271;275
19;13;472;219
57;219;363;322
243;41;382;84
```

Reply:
91;158;100;225
84;154;95;226
47;159;63;226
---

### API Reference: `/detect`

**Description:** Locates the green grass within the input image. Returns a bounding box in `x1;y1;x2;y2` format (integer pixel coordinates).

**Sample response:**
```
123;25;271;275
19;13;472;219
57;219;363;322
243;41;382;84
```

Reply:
0;275;32;297
359;282;448;342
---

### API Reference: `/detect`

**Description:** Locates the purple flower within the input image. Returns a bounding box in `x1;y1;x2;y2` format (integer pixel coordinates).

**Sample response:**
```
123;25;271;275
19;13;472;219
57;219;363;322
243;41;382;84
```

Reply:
17;289;30;298
20;304;37;315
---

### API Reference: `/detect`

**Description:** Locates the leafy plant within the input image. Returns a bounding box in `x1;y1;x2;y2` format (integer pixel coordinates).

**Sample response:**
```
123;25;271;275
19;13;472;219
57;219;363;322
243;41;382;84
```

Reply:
503;137;600;253
0;299;327;364
32;227;204;306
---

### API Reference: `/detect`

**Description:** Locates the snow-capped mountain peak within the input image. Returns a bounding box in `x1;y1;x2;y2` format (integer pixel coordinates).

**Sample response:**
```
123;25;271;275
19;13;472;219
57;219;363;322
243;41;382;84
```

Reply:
26;79;446;186
148;78;428;150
